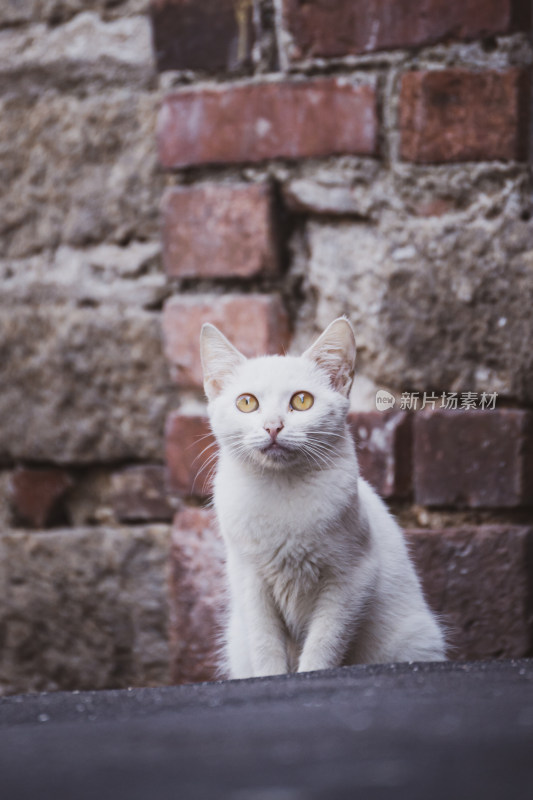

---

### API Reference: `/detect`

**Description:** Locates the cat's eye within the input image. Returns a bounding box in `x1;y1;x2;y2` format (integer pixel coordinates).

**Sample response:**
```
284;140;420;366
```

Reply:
236;394;259;413
290;391;314;411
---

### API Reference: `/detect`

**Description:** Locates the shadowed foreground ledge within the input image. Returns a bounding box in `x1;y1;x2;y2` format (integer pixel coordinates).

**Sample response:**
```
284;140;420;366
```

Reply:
1;660;532;800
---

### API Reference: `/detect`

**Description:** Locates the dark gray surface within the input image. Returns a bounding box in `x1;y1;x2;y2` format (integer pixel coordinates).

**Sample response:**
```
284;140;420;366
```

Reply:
1;660;533;799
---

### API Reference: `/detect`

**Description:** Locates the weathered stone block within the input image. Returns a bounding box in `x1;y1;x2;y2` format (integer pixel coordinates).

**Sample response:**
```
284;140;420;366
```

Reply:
283;160;528;220
0;1;150;27
413;409;533;507
157;78;378;168
162;294;291;388
0;525;171;695
150;0;253;73
0;306;176;464
165;412;214;496
10;468;73;528
408;525;533;660
282;158;388;219
400;69;529;163
0;88;163;258
0;243;166;309
282;0;530;61
0;12;155;92
62;467;177;528
161;183;279;279
110;465;178;522
170;508;225;684
349;411;412;499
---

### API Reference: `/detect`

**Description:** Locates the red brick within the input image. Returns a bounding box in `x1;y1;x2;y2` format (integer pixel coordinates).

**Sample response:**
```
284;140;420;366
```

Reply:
408;526;533;660
349;411;412;499
162;294;291;388
283;0;530;60
109;465;179;522
150;0;254;73
400;68;529;163
10;468;72;528
166;412;215;496
170;507;226;683
157;78;378;168
161;183;279;280
413;409;533;508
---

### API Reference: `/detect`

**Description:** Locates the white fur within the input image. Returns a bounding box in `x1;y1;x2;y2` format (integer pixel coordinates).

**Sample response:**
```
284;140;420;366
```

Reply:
201;319;445;678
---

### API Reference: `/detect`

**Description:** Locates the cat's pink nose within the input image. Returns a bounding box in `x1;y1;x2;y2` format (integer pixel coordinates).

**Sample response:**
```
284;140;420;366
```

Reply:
264;423;284;441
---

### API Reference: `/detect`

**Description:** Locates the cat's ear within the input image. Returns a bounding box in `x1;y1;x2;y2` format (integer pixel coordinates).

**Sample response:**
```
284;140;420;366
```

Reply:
200;323;246;400
303;317;356;397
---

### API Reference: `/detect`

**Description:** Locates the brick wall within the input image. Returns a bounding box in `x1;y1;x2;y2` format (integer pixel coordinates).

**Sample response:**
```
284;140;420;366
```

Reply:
0;1;532;694
154;0;533;680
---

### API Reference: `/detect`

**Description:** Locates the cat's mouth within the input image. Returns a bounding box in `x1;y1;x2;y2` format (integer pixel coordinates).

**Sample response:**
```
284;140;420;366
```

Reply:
259;440;291;459
252;437;299;469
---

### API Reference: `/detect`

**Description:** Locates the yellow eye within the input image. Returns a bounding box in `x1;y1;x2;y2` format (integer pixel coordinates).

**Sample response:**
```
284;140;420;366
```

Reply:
290;391;314;411
236;394;259;413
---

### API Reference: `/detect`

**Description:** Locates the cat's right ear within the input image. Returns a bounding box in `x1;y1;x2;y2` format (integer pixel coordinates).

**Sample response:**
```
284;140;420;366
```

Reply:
200;323;246;401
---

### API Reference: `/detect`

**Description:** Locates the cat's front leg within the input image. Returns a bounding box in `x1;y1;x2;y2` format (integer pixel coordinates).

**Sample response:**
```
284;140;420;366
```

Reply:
235;563;288;678
242;569;289;677
226;550;289;677
298;565;375;673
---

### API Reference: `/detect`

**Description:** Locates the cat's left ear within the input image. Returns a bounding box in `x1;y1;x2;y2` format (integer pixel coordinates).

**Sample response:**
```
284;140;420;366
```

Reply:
200;323;246;400
303;317;356;397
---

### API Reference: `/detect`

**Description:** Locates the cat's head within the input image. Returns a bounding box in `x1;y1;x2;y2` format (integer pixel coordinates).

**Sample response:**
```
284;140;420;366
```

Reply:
200;318;356;472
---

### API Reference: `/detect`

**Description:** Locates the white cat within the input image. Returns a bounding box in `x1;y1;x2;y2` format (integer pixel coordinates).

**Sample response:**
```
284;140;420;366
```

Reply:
200;317;445;678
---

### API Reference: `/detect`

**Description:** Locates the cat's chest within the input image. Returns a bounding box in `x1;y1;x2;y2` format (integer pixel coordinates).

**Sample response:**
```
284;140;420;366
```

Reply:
215;461;358;631
258;531;324;617
217;469;334;551
214;465;347;591
234;490;326;620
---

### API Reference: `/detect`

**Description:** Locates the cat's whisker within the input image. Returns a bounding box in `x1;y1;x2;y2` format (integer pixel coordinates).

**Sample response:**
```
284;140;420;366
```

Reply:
296;440;331;466
298;438;346;456
299;435;337;453
194;451;219;474
302;429;348;438
302;449;333;471
305;444;335;471
225;435;250;450
191;441;218;468
192;451;220;493
200;462;219;494
304;438;344;460
290;431;345;445
227;442;255;465
303;446;337;465
300;442;337;469
190;431;216;446
300;448;323;471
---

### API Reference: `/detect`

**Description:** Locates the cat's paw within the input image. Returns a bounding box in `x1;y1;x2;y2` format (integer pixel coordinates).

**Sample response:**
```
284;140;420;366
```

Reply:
253;659;289;678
